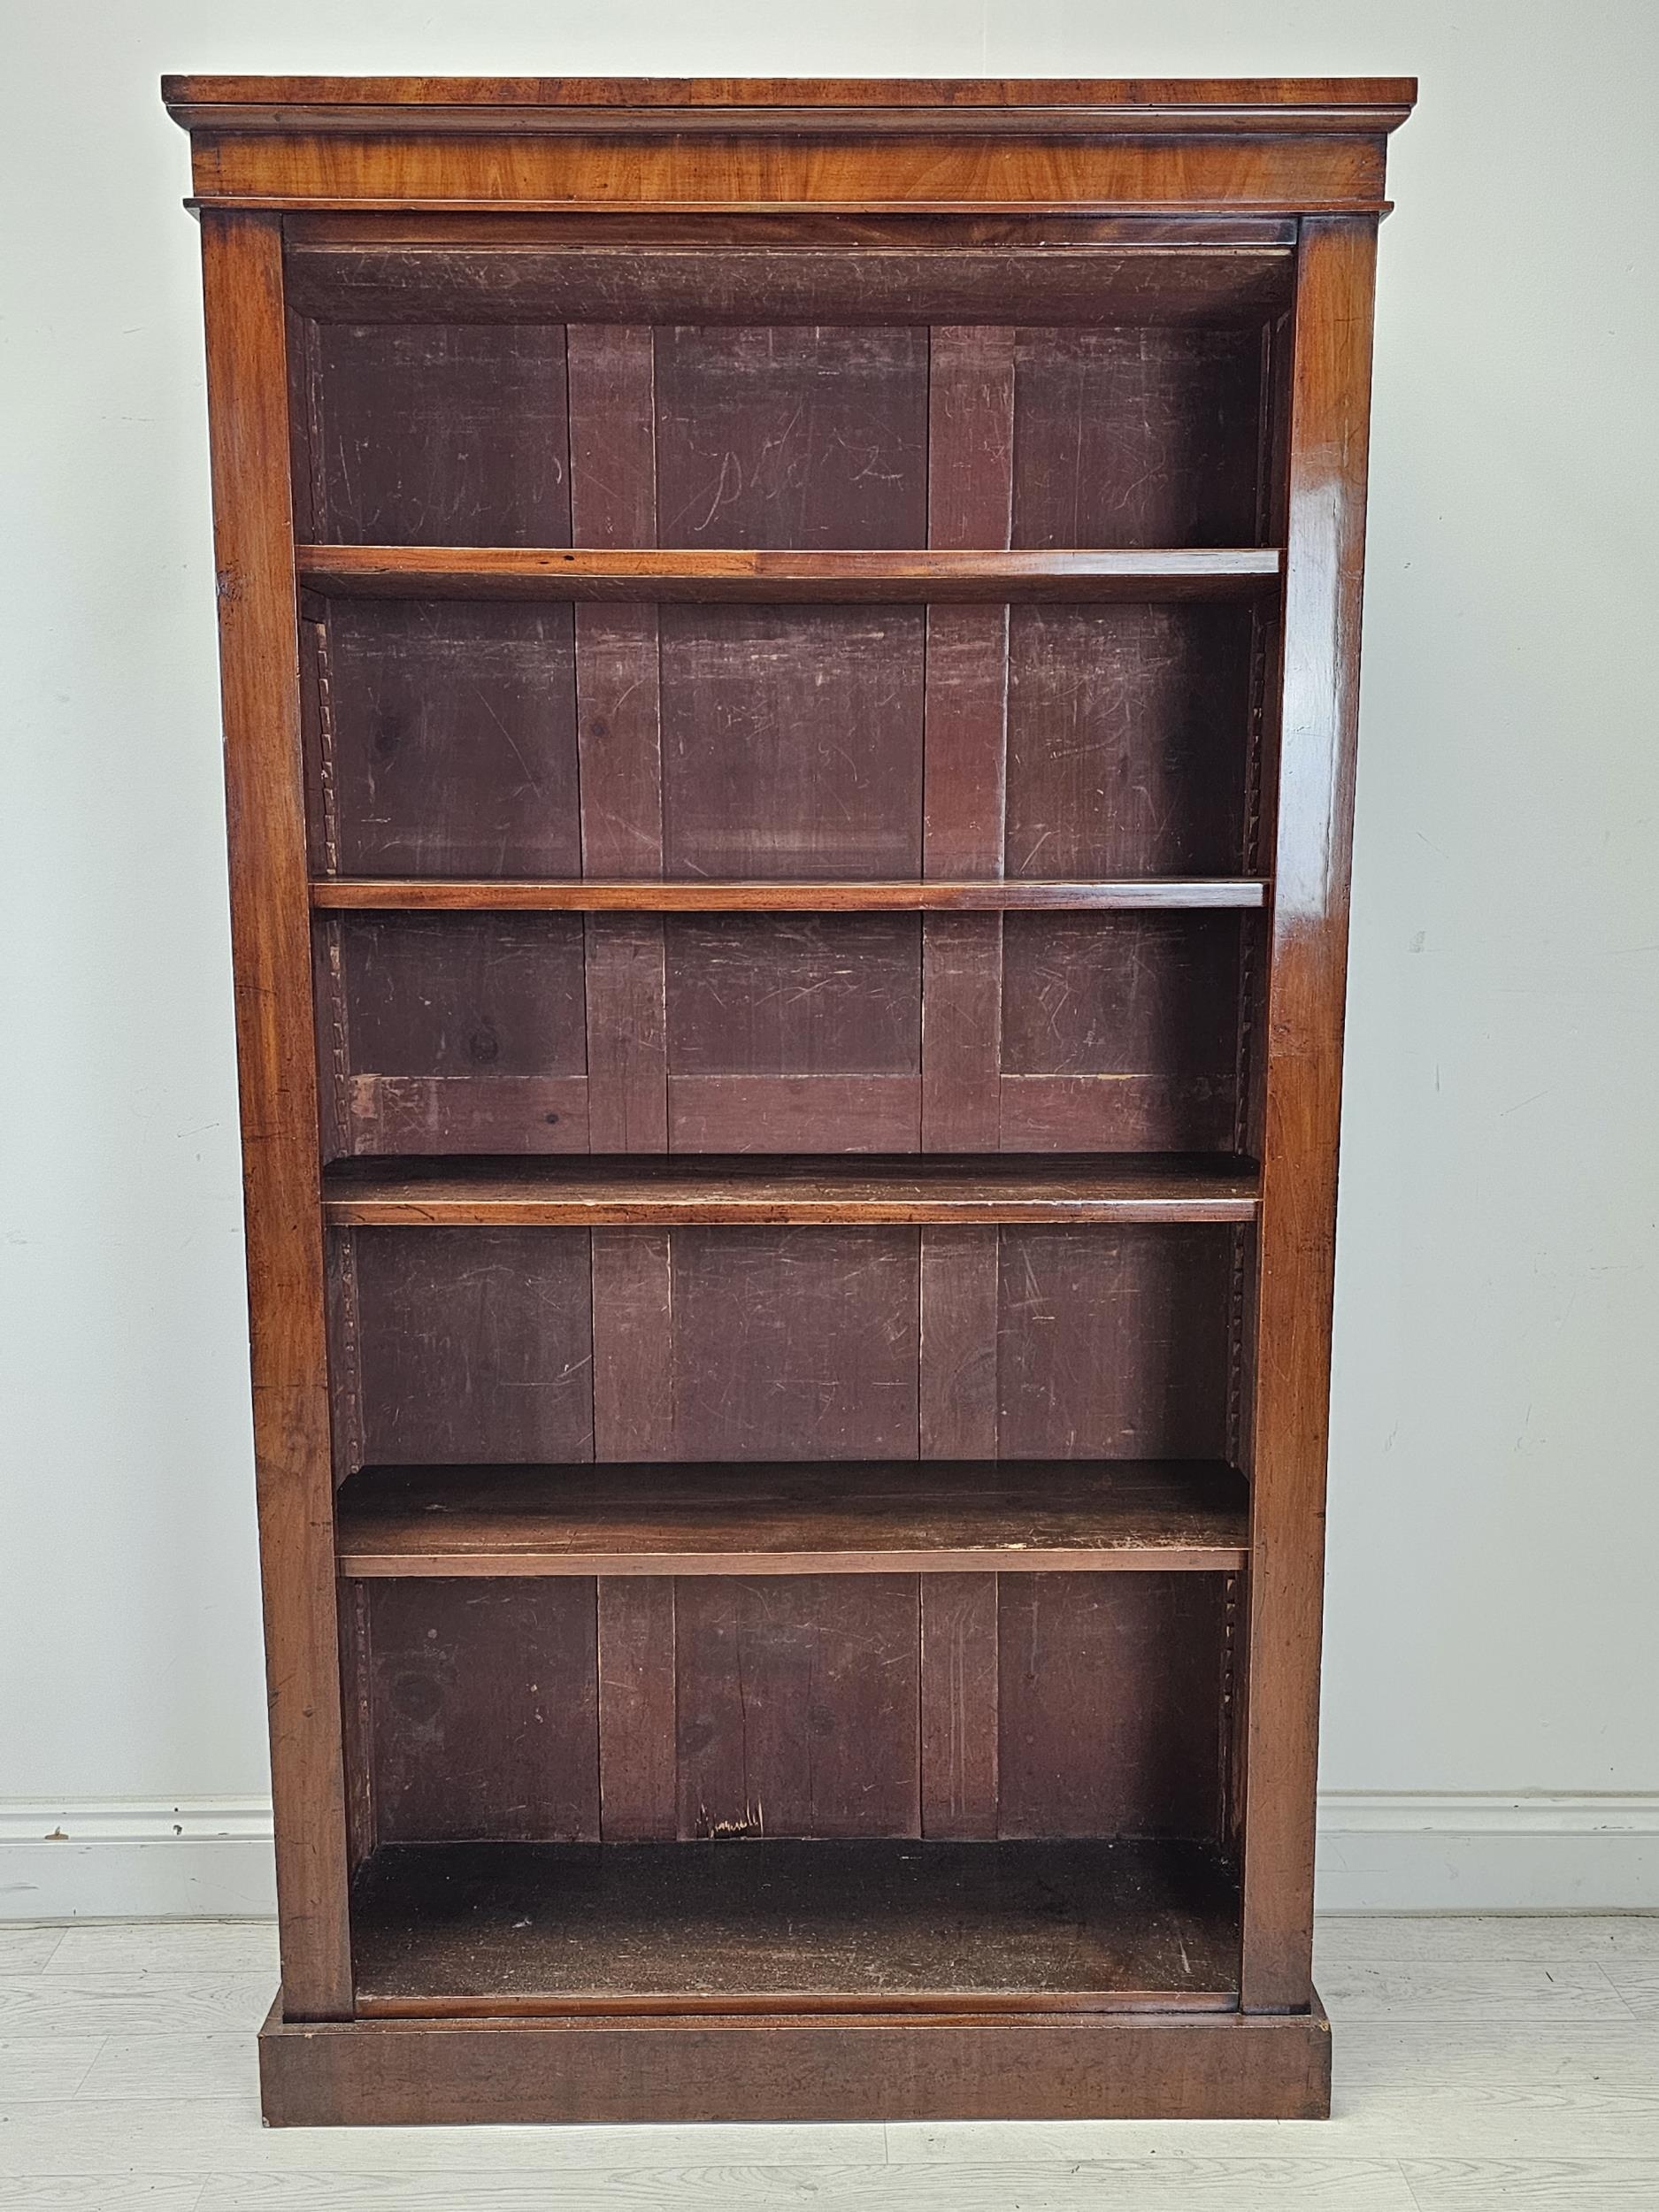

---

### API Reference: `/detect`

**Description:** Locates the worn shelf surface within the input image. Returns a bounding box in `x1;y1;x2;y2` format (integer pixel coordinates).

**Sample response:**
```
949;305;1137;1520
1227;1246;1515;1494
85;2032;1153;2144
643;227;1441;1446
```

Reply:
350;1838;1241;2015
297;545;1282;603
322;1155;1261;1226
334;1460;1250;1578
311;877;1268;913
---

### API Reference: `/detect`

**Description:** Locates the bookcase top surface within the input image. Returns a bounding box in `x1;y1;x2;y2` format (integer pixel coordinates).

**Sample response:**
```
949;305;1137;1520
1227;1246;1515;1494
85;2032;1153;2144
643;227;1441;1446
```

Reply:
162;74;1416;130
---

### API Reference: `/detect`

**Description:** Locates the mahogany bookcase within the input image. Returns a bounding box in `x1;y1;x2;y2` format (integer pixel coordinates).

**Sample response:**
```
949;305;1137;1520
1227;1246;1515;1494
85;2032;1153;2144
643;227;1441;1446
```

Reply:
164;73;1413;2126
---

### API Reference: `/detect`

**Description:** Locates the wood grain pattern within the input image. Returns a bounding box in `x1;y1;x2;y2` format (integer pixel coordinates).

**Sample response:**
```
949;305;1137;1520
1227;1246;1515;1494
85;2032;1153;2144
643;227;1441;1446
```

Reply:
347;1835;1240;2008
285;243;1297;326
297;543;1283;600
257;1996;1332;2123
920;1573;1000;1837
198;209;351;2020
362;1578;599;1843
1241;215;1379;2016
589;1229;675;1460
312;598;581;878
165;72;1417;122
334;1460;1252;1577
918;1227;999;1458
312;877;1269;911
183;132;1393;219
349;1228;595;1463
674;1578;921;1839
998;1574;1228;1839
323;1156;1261;1227
308;323;571;547
596;1577;678;1839
170;70;1409;2125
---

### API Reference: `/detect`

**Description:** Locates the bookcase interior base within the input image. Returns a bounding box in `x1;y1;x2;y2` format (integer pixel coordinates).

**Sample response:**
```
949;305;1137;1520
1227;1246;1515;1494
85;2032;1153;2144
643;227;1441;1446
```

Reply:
259;1993;1332;2125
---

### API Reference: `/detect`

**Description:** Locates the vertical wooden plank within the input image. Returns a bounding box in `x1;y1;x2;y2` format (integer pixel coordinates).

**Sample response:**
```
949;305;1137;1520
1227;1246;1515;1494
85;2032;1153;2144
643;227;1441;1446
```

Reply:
918;1225;999;1459
569;326;667;1149
999;1576;1228;1840
366;1581;600;1843
337;1581;375;1875
597;1578;679;1841
920;1573;999;1838
585;917;668;1154
198;210;351;2020
568;325;664;876
676;1577;921;1839
923;327;1013;1148
1241;216;1380;2014
591;1228;675;1461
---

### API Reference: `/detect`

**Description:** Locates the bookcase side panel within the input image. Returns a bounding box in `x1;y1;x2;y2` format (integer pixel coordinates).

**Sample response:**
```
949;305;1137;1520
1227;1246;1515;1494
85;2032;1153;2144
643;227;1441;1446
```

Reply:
200;209;352;2019
1241;214;1379;2013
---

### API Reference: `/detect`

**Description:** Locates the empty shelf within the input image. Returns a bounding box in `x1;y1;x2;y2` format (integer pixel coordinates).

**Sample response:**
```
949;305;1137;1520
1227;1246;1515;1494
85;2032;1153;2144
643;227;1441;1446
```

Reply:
297;544;1283;602
335;1460;1250;1578
322;1155;1262;1227
350;1838;1242;2015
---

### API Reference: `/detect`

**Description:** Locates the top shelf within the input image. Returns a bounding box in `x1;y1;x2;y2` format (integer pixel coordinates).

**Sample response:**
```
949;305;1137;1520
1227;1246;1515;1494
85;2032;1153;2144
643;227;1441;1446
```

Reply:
296;546;1282;603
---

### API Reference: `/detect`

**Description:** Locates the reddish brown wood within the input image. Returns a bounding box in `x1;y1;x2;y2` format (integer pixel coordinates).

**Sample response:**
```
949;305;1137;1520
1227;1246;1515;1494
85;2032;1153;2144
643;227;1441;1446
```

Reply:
323;1156;1261;1227
173;73;1408;2126
920;1574;1000;1836
297;543;1282;600
597;1578;679;1839
360;1579;600;1843
589;1228;674;1460
311;877;1269;911
1240;214;1379;2015
334;1461;1251;1578
259;1995;1331;2124
285;243;1296;326
918;1227;999;1458
199;209;352;2020
165;73;1416;126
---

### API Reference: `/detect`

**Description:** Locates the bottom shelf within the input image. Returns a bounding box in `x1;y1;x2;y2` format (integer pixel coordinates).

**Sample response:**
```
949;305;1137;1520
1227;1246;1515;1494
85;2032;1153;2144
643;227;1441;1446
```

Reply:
350;1838;1240;2016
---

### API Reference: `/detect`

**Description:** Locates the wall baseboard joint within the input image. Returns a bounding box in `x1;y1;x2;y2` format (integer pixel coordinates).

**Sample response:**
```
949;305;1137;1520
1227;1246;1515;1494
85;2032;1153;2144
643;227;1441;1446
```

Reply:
3;1793;1657;1919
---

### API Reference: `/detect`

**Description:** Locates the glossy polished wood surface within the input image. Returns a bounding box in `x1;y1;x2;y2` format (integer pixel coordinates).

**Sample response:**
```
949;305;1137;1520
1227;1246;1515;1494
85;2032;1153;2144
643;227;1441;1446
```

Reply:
1241;214;1379;2013
298;544;1282;601
199;211;351;2020
172;72;1409;2124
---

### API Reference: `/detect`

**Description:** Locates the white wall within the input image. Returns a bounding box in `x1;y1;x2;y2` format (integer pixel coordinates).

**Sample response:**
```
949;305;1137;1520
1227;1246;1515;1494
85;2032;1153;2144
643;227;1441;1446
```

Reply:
4;0;1656;1915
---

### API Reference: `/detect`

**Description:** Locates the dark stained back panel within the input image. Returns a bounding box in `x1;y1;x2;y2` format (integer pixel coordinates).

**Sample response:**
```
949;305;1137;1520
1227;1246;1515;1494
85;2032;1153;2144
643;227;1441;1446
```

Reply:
341;1224;1233;1469
995;1225;1232;1459
349;1228;596;1465
1011;326;1263;548
317;600;580;878
998;1574;1226;1838
659;605;926;879
1004;604;1256;877
653;326;928;549
309;323;572;546
363;1579;600;1844
668;1227;922;1460
349;1569;1227;1851
675;1576;922;1838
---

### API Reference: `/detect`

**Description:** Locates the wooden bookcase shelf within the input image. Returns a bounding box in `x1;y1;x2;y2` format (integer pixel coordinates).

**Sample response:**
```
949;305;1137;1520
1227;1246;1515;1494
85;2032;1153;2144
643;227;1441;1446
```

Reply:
334;1460;1251;1578
297;544;1284;601
321;1155;1261;1225
311;878;1270;913
349;1839;1242;2015
168;70;1409;2126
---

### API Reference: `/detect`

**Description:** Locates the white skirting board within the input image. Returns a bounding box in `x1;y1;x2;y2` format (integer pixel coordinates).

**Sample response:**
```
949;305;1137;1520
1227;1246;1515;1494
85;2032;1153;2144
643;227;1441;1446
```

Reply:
1;1794;1657;1920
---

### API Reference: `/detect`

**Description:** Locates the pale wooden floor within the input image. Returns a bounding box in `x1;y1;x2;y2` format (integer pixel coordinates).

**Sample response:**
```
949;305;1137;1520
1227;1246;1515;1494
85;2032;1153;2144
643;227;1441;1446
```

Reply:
3;1916;1658;2208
